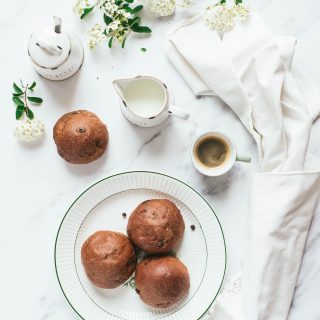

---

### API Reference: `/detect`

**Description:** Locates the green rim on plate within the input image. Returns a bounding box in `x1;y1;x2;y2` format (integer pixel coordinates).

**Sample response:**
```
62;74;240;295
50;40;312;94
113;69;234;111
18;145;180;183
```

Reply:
54;171;227;320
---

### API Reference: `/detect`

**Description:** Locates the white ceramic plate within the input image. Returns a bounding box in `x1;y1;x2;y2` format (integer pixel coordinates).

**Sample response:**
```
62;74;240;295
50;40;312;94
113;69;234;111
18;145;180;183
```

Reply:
55;171;226;320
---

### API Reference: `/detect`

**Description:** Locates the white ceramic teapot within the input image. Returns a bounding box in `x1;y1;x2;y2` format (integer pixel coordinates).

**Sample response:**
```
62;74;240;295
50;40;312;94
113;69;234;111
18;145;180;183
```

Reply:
113;75;190;127
28;17;84;81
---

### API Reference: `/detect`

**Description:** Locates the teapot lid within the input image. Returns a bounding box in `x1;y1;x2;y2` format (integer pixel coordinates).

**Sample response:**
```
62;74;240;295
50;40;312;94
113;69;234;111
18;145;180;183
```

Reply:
28;17;71;70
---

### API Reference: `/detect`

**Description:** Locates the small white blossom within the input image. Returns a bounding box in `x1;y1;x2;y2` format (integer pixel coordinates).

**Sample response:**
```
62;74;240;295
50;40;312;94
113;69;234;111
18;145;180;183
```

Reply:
87;24;107;50
205;4;235;32
109;20;120;31
100;0;119;16
73;0;92;16
117;9;127;16
15;117;45;143
233;3;250;21
143;0;176;17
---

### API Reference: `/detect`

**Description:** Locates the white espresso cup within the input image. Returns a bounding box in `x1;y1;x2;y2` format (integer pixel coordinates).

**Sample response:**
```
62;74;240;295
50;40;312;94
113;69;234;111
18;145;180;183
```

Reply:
191;131;251;177
113;76;190;127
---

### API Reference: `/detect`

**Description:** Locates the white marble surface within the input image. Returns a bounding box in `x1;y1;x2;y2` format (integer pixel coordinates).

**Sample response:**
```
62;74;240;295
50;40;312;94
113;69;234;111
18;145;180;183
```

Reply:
0;0;319;319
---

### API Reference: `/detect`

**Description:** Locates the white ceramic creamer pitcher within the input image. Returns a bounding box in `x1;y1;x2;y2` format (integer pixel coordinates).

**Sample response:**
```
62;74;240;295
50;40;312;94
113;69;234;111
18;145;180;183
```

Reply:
28;17;84;81
113;76;190;127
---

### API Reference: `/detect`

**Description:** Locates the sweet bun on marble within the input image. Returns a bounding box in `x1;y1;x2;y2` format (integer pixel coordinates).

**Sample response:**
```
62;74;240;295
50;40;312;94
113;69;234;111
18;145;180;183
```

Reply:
135;255;190;308
53;110;108;164
81;231;136;289
127;199;185;254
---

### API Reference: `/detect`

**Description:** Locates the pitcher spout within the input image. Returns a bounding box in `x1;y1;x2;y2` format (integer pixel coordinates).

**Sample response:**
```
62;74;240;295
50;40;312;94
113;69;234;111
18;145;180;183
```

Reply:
112;78;134;101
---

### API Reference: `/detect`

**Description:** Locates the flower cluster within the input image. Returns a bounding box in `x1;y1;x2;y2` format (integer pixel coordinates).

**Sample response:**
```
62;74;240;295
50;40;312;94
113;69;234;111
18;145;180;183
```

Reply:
74;0;151;49
15;117;45;143
146;0;176;16
100;0;118;15
87;24;107;50
142;0;193;16
205;4;234;32
12;81;45;144
205;2;250;33
73;0;92;15
233;3;250;20
101;0;133;45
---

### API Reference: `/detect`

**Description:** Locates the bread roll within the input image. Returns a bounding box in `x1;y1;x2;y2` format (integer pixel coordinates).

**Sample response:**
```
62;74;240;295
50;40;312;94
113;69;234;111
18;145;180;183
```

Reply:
81;231;136;289
53;110;108;164
135;256;190;308
127;199;185;254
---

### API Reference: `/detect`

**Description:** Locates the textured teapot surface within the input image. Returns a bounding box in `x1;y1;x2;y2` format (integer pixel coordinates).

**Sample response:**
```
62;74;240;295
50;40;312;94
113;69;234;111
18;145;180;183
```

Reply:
28;17;84;81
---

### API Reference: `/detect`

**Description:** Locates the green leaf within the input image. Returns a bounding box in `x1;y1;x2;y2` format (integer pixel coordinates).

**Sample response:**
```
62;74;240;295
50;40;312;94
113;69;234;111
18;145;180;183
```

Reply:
26;108;34;120
104;14;113;25
122;37;127;49
124;0;134;3
102;28;109;37
13;82;23;95
15;105;24;120
220;0;226;3
235;0;243;3
13;92;23;97
80;6;94;19
131;25;152;33
122;4;133;13
128;17;141;26
131;5;143;14
108;37;114;48
28;81;36;91
27;96;43;104
140;47;147;52
12;96;24;107
116;0;123;4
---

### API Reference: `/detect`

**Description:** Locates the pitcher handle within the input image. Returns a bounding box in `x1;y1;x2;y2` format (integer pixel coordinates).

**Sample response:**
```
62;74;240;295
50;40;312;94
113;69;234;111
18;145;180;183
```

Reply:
168;104;190;120
236;155;251;163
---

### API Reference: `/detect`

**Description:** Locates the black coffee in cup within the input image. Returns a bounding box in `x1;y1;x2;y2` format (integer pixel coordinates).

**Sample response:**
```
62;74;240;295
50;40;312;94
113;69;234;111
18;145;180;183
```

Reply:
195;137;229;168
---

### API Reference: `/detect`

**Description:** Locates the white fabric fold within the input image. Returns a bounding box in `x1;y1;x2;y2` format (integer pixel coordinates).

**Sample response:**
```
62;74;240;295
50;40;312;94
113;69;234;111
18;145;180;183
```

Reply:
166;11;320;320
244;172;320;320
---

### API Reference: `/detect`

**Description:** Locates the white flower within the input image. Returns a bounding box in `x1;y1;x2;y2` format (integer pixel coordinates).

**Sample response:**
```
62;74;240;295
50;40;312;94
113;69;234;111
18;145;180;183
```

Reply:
100;0;119;16
143;0;176;17
73;0;92;16
123;11;131;18
15;117;45;143
117;9;127;16
205;4;235;32
109;20;120;31
233;3;250;21
87;24;107;50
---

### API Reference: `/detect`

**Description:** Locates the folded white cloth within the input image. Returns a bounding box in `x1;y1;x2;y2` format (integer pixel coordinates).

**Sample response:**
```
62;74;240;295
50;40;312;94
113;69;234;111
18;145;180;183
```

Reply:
166;12;320;320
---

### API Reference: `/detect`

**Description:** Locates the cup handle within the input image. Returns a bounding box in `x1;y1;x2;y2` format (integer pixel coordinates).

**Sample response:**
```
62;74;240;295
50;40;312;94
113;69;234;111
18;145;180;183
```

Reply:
236;155;251;163
168;104;190;120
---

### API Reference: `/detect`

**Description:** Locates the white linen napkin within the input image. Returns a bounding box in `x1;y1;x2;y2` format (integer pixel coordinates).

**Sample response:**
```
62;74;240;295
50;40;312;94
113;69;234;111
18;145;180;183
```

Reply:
166;12;320;320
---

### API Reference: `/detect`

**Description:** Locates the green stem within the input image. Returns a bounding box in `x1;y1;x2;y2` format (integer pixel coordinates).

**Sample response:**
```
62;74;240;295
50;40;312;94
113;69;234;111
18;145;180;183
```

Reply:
23;83;29;113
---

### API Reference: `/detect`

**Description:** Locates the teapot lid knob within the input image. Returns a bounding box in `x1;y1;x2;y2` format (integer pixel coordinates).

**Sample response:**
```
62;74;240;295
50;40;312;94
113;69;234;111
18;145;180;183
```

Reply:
53;16;62;33
28;16;71;70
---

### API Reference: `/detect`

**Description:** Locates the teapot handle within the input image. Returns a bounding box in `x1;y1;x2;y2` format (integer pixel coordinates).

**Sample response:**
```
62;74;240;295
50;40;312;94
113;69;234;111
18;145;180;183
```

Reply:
168;104;190;120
